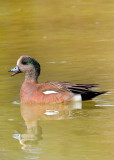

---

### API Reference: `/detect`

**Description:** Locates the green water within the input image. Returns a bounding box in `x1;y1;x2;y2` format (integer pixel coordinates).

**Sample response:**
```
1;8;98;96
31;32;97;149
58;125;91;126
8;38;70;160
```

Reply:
0;0;114;159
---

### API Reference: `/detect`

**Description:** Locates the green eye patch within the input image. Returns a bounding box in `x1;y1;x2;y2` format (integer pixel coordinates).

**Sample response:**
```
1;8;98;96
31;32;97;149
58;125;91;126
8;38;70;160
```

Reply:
26;62;37;66
22;57;39;68
26;62;32;65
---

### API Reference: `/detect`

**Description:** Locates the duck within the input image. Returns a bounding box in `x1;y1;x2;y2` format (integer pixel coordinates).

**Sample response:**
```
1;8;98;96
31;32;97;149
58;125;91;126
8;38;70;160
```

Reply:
8;55;107;104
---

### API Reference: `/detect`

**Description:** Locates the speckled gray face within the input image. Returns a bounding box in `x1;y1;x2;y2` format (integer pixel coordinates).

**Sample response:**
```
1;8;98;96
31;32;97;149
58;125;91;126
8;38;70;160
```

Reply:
21;56;41;76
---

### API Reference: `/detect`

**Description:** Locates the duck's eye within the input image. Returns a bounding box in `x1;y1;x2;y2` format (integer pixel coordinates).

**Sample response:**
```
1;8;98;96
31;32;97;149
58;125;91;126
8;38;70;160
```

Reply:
22;61;27;65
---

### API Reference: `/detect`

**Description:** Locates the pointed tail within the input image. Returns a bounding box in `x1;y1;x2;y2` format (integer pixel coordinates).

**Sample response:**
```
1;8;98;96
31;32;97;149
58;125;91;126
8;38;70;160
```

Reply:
81;91;107;101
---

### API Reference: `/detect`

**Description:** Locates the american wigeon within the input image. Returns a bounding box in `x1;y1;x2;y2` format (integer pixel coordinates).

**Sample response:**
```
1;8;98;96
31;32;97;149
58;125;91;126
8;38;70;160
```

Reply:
8;56;106;103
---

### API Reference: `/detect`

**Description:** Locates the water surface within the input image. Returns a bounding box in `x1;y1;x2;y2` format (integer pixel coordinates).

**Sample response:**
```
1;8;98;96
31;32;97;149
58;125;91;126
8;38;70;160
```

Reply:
0;0;114;160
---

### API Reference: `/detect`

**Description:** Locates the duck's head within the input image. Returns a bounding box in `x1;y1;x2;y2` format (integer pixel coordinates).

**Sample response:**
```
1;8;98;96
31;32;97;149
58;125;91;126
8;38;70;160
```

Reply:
8;56;41;82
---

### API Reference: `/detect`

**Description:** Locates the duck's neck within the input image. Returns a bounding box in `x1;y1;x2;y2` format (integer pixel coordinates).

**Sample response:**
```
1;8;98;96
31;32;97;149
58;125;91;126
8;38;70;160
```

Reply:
25;71;39;82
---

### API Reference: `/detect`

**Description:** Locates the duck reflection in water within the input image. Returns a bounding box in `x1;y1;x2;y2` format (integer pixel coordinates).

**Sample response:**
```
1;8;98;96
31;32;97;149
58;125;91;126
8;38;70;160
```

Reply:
18;101;82;150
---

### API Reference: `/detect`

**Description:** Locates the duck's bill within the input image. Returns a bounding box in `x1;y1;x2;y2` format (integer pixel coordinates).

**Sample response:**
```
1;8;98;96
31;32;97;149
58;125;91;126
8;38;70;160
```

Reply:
8;66;21;76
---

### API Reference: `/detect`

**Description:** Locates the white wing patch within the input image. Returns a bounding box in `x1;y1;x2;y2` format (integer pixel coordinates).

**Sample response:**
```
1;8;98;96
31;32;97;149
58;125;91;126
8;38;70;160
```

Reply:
43;90;58;94
72;94;82;101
